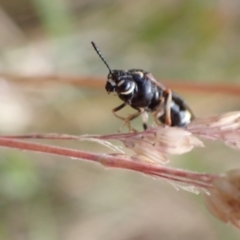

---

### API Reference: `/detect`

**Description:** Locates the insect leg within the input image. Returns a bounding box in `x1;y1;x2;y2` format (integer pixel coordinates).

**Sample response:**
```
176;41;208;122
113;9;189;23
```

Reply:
121;108;144;132
112;103;138;132
153;89;172;126
153;97;165;125
141;111;149;130
112;103;127;121
163;89;172;126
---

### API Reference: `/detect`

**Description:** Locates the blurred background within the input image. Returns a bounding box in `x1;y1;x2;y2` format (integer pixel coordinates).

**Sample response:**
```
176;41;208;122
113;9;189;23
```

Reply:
0;0;240;239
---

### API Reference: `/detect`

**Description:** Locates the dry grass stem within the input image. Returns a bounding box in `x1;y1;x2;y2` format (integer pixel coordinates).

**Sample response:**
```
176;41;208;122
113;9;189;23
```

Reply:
2;111;240;227
0;136;216;192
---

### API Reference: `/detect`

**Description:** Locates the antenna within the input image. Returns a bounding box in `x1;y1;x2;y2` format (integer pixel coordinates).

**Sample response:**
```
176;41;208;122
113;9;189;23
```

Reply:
91;41;112;73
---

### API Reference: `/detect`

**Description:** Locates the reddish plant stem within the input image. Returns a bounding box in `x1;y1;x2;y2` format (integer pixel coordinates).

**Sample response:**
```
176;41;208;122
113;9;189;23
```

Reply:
0;137;217;188
1;73;240;96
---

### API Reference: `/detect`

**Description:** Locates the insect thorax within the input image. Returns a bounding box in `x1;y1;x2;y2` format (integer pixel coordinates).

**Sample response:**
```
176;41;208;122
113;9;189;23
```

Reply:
106;69;163;109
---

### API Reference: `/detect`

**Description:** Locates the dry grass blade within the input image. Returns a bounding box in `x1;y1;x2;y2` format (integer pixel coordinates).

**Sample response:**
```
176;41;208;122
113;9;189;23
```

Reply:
187;111;240;149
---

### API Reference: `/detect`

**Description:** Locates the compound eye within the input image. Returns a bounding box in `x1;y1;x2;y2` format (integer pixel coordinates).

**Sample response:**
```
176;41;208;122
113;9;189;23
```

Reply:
106;74;116;93
105;81;115;93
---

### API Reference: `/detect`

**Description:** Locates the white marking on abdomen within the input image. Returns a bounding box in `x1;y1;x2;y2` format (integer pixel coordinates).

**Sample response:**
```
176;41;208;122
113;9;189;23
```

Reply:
181;110;191;124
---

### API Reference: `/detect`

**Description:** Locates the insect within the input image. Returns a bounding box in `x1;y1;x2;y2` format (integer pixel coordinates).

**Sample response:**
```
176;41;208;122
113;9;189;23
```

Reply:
91;41;195;132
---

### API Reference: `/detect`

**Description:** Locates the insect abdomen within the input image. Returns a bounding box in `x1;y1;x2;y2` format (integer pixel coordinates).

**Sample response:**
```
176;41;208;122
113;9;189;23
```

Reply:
159;101;192;127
